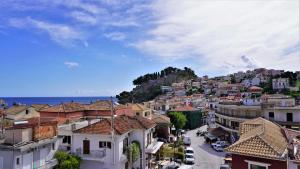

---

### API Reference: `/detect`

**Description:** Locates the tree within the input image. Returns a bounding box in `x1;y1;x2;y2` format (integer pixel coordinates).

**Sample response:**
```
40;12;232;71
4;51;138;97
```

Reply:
54;151;81;169
169;112;187;130
127;141;141;168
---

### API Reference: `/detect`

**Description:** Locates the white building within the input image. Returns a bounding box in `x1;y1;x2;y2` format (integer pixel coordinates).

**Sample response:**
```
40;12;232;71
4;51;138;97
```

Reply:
0;119;59;169
71;115;162;169
272;78;290;90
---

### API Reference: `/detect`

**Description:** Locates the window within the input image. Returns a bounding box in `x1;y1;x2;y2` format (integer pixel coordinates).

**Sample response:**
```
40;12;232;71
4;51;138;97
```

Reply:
136;112;140;116
245;160;270;169
123;138;129;154
287;113;293;122
269;112;274;119
99;141;111;149
52;143;55;150
62;136;71;144
250;164;266;169
25;110;29;115
16;157;20;165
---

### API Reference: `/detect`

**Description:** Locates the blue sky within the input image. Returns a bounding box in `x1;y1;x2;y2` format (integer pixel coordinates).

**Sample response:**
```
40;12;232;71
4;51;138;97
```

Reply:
0;0;299;97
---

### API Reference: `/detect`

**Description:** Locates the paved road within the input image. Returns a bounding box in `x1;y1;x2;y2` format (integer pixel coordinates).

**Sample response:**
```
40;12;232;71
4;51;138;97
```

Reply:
185;125;226;169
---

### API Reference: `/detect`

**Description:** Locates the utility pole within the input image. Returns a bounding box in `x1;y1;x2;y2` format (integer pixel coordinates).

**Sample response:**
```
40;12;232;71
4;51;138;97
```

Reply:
110;96;115;165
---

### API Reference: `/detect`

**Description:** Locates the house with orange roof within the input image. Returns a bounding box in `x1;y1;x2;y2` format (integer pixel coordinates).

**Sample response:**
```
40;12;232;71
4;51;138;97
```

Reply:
225;117;300;169
71;115;162;169
0;117;59;169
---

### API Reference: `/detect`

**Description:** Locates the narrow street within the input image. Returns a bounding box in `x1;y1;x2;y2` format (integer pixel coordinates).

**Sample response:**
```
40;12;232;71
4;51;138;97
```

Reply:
185;125;226;169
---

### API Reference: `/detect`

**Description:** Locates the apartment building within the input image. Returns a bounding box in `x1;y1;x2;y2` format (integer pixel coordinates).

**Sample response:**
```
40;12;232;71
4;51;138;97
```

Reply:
215;94;300;139
272;78;290;90
262;95;300;130
0;118;59;169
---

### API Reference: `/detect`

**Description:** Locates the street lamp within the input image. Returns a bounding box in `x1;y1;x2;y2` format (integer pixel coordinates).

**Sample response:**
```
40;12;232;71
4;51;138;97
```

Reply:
171;125;177;163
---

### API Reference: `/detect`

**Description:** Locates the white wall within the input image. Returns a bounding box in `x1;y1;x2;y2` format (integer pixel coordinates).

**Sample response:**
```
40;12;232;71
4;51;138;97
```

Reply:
263;108;300;122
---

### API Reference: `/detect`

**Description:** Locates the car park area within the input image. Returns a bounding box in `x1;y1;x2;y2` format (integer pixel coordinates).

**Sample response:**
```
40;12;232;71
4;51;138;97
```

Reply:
185;125;229;169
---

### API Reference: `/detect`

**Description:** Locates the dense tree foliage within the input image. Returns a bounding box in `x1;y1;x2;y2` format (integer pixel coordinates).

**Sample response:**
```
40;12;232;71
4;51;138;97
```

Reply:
116;67;197;104
54;151;81;169
168;112;187;130
132;67;196;85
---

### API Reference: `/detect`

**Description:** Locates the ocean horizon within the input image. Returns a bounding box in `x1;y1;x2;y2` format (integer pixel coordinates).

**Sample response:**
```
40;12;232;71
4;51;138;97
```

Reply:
0;96;116;107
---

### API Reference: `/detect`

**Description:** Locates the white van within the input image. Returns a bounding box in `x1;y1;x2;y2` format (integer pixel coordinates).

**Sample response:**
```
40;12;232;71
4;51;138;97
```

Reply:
183;136;191;146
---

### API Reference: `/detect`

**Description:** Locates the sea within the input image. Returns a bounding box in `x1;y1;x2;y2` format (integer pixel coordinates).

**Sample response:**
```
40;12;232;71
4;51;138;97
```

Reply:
0;97;116;107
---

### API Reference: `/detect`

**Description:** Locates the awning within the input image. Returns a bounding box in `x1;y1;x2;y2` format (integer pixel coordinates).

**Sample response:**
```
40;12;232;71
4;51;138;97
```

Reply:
205;133;217;140
145;141;164;154
208;127;229;137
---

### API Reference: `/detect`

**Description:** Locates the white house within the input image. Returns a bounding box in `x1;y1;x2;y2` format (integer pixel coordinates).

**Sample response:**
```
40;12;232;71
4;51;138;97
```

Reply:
71;115;161;169
0;118;59;169
272;78;290;90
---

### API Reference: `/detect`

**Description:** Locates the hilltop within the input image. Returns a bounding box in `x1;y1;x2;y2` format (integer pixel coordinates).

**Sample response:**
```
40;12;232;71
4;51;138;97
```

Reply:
116;67;197;104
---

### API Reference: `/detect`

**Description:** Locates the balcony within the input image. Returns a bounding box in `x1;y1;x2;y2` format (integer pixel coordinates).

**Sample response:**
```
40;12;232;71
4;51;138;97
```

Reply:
45;159;58;169
215;111;258;120
215;121;239;133
75;148;106;161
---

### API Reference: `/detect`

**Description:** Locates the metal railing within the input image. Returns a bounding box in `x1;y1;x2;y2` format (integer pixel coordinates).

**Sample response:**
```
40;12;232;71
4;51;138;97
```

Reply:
216;121;239;130
215;111;259;119
75;148;106;159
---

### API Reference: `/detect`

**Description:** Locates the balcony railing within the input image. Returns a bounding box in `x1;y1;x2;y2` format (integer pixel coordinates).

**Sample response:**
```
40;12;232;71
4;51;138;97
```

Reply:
215;111;258;119
75;148;106;159
216;121;239;131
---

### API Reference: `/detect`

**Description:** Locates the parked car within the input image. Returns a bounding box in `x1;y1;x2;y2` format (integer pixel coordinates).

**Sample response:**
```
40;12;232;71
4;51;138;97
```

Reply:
211;141;229;148
184;154;195;164
212;144;224;152
179;129;186;135
185;147;194;155
200;131;208;136
220;164;231;169
183;136;191;146
163;164;179;169
178;165;193;169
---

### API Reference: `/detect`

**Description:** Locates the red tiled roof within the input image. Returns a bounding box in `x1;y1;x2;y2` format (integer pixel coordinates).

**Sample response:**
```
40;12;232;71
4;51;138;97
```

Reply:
31;104;50;111
7;117;58;129
74;115;156;135
39;102;85;113
171;106;199;112
85;100;112;111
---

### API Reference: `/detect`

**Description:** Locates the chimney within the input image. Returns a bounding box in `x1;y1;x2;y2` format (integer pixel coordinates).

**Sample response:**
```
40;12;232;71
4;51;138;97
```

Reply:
71;124;76;131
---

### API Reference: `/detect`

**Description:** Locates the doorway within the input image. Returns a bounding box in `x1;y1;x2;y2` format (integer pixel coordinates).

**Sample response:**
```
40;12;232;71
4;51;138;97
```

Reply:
83;140;90;154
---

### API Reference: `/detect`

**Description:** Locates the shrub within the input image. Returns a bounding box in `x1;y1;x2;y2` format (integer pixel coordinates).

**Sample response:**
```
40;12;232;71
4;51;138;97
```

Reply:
174;152;185;161
54;151;81;169
178;146;184;153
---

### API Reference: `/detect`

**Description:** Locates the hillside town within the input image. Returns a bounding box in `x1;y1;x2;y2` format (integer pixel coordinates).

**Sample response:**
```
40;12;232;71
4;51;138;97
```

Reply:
0;68;300;169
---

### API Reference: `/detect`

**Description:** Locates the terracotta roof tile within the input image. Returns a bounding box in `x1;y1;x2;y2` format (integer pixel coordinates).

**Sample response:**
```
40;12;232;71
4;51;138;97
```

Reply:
74;115;156;135
226;117;288;160
152;114;170;124
40;102;85;113
6;105;29;115
31;104;50;111
170;106;199;112
85;100;112;111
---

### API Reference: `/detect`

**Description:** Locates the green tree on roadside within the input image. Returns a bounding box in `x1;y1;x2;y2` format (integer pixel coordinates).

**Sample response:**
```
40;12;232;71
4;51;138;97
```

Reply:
169;112;187;130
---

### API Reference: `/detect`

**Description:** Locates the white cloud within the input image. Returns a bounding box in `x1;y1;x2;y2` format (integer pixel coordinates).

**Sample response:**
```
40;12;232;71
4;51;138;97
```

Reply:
133;0;299;73
64;61;79;68
104;32;126;41
9;17;82;45
70;11;97;25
